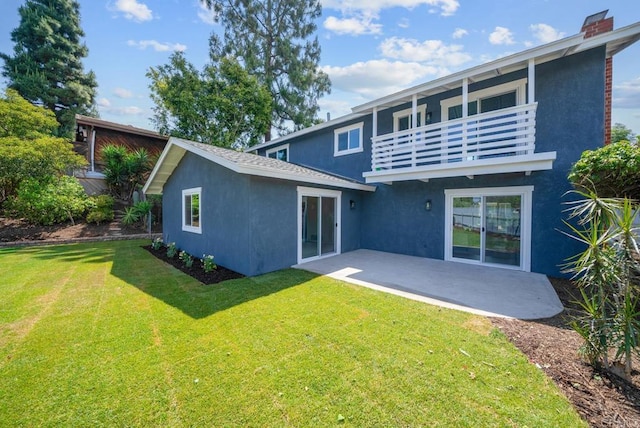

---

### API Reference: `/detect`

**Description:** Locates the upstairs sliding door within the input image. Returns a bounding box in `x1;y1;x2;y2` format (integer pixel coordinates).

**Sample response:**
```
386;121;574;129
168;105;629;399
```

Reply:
298;187;341;263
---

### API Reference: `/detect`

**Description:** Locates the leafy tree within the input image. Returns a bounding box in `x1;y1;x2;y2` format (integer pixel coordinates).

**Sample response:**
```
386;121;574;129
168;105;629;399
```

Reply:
147;52;271;148
611;123;635;144
202;0;331;140
568;140;640;200
0;89;86;204
1;0;97;137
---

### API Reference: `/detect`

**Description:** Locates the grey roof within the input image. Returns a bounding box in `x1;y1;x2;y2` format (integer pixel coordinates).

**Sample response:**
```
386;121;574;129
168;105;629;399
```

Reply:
143;137;376;194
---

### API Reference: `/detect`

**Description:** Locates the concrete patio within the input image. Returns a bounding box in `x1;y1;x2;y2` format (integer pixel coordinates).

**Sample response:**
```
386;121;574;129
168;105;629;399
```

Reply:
293;249;563;320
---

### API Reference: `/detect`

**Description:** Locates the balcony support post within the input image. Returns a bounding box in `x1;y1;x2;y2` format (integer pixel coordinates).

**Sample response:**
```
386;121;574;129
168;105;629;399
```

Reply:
527;59;535;155
372;106;378;170
412;94;417;167
462;78;469;160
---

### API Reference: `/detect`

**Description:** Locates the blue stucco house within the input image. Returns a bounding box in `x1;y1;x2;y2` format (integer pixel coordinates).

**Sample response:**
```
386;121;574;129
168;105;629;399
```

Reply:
144;13;640;278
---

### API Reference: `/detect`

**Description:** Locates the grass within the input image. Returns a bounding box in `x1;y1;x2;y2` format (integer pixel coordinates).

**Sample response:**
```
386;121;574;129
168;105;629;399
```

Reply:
0;240;585;427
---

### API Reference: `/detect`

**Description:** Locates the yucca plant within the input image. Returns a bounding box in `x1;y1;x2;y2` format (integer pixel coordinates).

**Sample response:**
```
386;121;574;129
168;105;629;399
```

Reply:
562;190;640;379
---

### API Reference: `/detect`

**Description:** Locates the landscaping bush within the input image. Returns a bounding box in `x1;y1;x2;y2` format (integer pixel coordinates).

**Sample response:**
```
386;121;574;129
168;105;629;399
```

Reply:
122;200;153;229
568;140;640;200
86;195;115;224
6;176;91;225
102;144;152;200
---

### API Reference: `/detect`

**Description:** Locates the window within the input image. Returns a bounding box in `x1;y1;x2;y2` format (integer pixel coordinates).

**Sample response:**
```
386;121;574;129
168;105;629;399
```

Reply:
334;122;363;156
182;187;201;234
266;144;289;161
440;78;527;120
393;104;428;132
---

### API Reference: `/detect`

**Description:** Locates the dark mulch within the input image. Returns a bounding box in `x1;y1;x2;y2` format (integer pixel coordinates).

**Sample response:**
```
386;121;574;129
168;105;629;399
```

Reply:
492;278;640;427
142;245;244;285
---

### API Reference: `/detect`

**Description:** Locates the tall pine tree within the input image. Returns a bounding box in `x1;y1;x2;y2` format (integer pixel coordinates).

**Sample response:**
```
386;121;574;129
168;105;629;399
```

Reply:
203;0;331;141
1;0;97;137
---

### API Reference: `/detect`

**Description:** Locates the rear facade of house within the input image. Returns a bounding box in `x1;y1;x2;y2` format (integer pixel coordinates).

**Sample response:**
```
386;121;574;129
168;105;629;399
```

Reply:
146;13;640;278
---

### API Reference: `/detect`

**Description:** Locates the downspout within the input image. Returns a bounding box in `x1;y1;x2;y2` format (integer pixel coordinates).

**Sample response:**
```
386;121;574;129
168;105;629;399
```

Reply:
90;127;96;173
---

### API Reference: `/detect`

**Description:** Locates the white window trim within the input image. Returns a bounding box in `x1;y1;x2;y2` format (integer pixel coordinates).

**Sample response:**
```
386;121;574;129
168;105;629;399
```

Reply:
440;78;527;120
296;186;342;264
182;187;202;234
333;122;364;157
444;185;533;272
393;104;427;132
266;143;289;162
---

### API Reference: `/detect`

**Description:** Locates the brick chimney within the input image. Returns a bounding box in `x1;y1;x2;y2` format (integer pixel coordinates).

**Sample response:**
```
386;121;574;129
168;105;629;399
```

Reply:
582;11;614;145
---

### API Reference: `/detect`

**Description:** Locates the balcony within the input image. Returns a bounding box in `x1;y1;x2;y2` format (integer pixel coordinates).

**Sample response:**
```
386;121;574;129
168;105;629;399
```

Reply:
363;103;556;183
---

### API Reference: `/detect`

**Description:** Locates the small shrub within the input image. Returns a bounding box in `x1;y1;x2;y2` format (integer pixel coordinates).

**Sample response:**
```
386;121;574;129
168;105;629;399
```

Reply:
121;200;153;228
201;254;217;273
86;194;115;224
6;176;91;225
151;237;163;250
166;242;177;258
179;250;194;268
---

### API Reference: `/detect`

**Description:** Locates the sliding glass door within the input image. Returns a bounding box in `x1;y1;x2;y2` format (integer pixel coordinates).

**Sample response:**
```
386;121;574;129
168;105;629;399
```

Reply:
446;187;532;270
298;187;341;263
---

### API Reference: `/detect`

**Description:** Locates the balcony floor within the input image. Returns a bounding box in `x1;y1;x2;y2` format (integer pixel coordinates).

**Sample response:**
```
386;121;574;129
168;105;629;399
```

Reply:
293;249;562;320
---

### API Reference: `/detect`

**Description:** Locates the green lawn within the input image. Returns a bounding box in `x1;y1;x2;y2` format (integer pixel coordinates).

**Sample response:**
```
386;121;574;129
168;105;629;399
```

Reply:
0;240;584;427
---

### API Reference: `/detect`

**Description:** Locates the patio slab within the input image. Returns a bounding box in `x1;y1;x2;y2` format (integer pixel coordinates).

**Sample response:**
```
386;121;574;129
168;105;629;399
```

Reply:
293;249;563;320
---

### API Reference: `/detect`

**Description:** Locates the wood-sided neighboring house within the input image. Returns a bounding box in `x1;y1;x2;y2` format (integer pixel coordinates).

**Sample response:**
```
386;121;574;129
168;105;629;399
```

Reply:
74;114;168;194
144;12;640;278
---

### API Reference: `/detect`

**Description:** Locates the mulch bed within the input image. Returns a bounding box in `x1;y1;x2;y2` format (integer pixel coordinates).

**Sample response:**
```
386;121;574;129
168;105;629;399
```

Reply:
492;278;640;427
142;245;244;285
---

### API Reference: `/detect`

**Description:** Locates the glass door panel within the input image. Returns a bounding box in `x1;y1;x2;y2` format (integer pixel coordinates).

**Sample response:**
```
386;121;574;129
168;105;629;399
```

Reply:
452;196;481;261
484;195;521;266
320;196;336;255
301;196;319;259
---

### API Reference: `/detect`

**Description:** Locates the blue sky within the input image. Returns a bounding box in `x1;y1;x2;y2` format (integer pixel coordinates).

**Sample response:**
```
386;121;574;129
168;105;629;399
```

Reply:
1;0;639;135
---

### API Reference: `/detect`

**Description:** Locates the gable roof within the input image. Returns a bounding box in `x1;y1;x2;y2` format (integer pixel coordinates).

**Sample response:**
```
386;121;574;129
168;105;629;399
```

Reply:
246;20;640;152
143;137;376;194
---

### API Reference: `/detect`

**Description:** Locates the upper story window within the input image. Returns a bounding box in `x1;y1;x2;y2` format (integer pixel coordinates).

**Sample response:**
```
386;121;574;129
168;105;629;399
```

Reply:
334;122;364;157
393;104;429;132
182;187;201;234
266;144;289;161
441;78;526;121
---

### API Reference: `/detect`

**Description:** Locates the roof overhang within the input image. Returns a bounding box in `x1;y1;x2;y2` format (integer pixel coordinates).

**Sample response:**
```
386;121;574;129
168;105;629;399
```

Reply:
352;22;640;114
362;152;557;184
144;138;376;194
75;114;168;140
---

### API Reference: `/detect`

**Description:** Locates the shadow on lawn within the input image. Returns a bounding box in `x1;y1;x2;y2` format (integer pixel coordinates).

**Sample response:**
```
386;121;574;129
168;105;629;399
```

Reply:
112;254;319;319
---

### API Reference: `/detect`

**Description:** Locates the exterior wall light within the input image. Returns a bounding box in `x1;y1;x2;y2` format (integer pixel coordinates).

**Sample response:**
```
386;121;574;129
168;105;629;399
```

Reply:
350;199;356;209
425;199;432;211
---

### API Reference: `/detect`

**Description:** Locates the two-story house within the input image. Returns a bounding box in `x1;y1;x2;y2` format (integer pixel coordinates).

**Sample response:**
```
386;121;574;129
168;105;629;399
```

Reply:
144;12;640;278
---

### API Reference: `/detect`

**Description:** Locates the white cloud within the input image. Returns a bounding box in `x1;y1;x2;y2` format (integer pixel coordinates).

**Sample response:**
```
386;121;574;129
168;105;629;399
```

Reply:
113;87;133;99
97;98;111;108
452;28;468;39
379;37;471;67
113;0;153;22
323;14;382;35
489;26;515;45
318;98;353;119
197;2;216;25
613;77;640;109
398;18;410;29
529;23;565;44
321;60;442;98
127;40;187;52
321;0;459;17
110;106;146;116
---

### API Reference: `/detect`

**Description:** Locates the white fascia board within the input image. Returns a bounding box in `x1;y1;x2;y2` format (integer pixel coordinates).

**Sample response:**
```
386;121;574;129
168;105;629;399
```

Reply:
234;163;376;192
143;138;186;194
363;152;556;184
576;21;640;55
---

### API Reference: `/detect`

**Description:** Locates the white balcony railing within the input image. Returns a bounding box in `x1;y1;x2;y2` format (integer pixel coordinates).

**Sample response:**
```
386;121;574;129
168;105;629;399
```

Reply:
371;103;538;172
